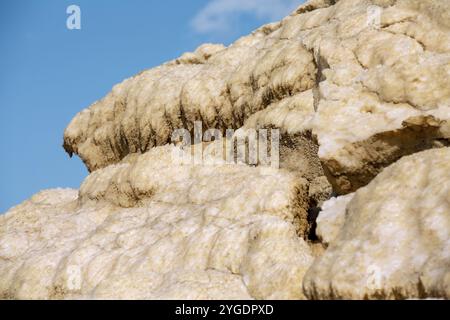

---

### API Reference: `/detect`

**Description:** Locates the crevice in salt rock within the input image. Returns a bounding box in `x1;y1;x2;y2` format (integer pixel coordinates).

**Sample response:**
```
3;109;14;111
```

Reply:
322;115;450;194
304;147;450;299
277;131;333;241
192;128;333;242
311;50;330;112
306;206;321;242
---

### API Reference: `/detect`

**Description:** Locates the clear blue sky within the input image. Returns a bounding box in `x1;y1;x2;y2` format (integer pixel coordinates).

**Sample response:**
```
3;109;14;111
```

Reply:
0;0;303;213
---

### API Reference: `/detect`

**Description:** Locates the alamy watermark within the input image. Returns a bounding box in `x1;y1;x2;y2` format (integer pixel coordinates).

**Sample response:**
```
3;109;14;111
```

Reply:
366;5;382;29
66;5;81;30
66;265;82;291
171;122;280;168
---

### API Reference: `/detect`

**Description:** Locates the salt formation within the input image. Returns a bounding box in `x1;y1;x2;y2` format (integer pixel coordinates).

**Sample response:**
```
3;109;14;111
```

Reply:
304;148;450;299
63;0;450;192
0;146;315;299
315;193;354;245
1;0;449;300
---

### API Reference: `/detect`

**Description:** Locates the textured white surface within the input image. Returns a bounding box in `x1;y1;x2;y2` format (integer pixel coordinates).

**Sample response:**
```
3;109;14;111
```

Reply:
0;146;314;299
63;0;450;194
316;193;354;245
2;0;450;300
304;148;450;299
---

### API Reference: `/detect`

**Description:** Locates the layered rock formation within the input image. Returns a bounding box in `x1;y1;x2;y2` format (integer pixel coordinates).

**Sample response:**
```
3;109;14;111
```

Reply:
304;148;450;299
1;0;449;299
0;146;315;299
63;0;450;192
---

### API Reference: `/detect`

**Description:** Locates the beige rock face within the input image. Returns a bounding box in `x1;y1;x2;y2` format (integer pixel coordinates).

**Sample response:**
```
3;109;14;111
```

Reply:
304;148;450;299
63;0;450;193
1;0;450;300
315;193;354;245
0;146;314;299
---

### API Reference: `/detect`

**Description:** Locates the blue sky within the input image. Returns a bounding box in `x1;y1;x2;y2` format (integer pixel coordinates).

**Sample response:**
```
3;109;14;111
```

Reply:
0;0;303;213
